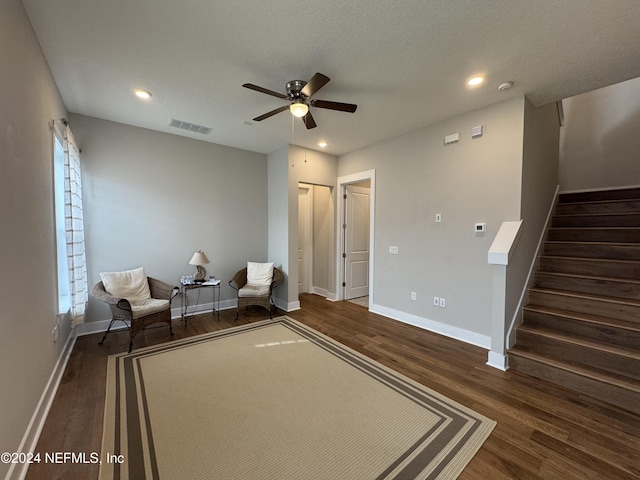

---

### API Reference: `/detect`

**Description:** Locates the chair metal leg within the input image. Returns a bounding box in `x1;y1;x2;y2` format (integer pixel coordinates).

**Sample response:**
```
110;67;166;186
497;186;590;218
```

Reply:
98;319;116;345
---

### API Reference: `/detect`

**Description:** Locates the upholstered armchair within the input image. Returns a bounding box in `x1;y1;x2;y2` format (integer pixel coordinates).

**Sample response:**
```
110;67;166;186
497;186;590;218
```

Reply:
229;262;283;320
91;267;178;352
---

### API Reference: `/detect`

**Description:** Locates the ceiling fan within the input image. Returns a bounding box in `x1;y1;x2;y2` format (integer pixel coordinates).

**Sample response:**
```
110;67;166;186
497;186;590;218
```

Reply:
242;72;357;129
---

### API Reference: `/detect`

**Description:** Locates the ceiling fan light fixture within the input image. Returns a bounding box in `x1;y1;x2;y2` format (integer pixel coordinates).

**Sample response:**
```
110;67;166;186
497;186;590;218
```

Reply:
290;101;308;118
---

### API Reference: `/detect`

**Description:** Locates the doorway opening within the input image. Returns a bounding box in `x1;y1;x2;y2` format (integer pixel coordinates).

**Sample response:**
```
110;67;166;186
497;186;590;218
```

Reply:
336;170;375;306
298;183;334;299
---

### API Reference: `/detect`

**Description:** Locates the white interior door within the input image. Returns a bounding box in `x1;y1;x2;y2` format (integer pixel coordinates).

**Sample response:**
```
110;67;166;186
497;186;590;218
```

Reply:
344;184;370;299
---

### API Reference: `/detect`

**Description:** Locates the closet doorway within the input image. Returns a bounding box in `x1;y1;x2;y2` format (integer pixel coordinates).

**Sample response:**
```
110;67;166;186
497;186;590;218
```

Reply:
298;183;334;298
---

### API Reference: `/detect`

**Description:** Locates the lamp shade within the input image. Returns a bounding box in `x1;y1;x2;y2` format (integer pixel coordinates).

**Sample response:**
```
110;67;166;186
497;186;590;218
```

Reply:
289;102;308;118
189;250;210;266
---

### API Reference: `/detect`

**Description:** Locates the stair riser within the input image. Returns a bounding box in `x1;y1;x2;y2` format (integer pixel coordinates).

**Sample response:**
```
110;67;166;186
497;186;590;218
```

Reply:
552;213;640;228
559;188;640;204
515;330;640;380
523;309;640;349
535;273;640;300
508;354;640;415
548;228;640;243
539;256;640;280
529;290;640;324
555;200;640;215
543;242;640;261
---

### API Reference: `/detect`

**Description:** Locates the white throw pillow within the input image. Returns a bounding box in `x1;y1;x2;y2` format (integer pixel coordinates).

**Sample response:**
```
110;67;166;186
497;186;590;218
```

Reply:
246;262;274;286
100;267;151;302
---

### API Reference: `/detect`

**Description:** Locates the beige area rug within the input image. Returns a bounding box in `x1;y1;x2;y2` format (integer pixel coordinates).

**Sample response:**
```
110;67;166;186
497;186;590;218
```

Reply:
100;316;495;479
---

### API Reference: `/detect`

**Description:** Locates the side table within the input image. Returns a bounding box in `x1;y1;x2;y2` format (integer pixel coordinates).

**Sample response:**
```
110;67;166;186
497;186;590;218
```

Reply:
180;280;220;324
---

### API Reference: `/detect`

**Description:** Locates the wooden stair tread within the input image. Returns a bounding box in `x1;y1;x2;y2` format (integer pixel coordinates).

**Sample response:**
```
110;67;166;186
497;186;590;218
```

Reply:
523;304;640;332
546;240;640;246
516;324;640;359
558;197;640;206
554;212;640;218
558;196;640;207
550;226;640;231
529;286;640;307
539;254;640;265
558;187;640;204
540;253;640;265
536;270;640;285
508;347;640;393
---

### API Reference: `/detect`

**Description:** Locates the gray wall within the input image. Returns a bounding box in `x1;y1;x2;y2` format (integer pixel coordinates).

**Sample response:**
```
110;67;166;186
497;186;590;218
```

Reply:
267;146;290;308
338;98;527;340
505;99;560;344
560;76;640;192
268;145;337;309
70;114;269;322
287;146;338;306
0;0;70;474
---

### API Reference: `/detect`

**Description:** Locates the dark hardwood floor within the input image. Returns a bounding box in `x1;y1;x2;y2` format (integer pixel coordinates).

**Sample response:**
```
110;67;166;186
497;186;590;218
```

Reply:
26;294;640;479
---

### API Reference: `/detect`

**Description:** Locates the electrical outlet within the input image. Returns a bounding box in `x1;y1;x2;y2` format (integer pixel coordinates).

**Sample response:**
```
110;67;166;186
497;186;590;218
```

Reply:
433;296;440;306
411;291;417;301
389;245;399;254
52;325;59;342
439;297;446;308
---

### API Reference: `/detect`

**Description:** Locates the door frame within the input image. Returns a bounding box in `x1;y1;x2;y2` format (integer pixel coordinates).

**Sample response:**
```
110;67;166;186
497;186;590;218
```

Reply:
335;169;376;303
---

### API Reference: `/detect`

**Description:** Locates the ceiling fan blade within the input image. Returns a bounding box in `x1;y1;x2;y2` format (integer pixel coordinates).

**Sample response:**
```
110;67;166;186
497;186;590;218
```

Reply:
312;99;357;113
301;73;330;98
242;83;288;99
302;111;317;129
253;105;289;121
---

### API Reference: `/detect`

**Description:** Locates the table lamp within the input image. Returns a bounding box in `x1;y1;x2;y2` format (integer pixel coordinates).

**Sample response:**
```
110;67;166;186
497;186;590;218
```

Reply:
189;250;210;282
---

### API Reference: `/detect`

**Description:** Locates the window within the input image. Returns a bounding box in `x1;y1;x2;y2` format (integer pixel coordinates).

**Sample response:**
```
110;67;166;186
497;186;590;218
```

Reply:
53;133;71;314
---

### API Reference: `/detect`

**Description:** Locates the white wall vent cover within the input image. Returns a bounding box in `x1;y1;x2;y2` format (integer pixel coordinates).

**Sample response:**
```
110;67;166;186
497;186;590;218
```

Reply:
168;118;212;135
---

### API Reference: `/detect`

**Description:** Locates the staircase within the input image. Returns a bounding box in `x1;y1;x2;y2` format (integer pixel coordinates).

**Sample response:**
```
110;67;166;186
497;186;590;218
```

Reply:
509;187;640;415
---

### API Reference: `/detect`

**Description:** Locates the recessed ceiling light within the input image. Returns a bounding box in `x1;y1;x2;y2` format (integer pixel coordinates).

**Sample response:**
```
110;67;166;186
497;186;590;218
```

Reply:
466;75;485;87
497;81;514;91
134;89;152;99
318;141;327;148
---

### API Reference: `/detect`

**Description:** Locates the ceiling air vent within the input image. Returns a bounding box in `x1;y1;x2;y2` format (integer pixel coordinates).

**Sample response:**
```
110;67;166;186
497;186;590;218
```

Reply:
168;118;212;135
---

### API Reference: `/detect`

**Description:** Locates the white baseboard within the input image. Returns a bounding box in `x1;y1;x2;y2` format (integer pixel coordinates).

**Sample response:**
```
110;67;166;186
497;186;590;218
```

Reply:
75;300;237;337
7;332;76;480
285;301;301;312
311;286;328;297
311;287;337;302
486;351;508;371
370;303;491;350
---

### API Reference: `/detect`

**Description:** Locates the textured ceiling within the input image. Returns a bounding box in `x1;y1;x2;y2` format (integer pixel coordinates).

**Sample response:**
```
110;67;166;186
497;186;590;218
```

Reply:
22;0;640;156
